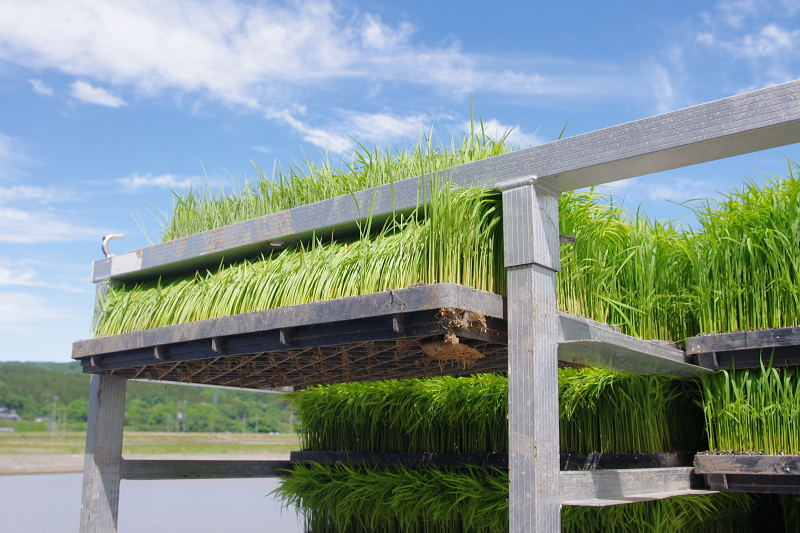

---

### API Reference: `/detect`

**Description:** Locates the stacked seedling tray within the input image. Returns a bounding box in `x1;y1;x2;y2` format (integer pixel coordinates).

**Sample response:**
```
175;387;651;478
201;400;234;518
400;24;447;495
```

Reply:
689;329;800;494
73;81;800;533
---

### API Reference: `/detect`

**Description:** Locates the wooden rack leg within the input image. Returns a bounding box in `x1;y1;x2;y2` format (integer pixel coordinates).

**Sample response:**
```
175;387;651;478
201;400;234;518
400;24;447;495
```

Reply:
80;374;127;533
500;177;561;533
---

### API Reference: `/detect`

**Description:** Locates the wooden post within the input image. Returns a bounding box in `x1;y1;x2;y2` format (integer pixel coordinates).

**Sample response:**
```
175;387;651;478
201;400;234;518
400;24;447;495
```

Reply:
80;374;127;533
499;176;561;533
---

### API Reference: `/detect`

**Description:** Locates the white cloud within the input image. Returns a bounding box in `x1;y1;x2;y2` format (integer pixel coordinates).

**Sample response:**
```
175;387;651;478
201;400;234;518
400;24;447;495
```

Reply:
0;259;85;292
267;109;352;152
461;119;541;148
0;292;69;333
646;177;716;202
272;110;542;152
69;80;126;107
0;0;625;111
28;78;53;96
712;0;763;28
0;134;32;180
735;24;799;57
614;175;717;204
650;65;675;114
0;262;38;286
348;112;429;142
0;185;68;204
268;109;432;151
118;172;196;190
0;208;100;243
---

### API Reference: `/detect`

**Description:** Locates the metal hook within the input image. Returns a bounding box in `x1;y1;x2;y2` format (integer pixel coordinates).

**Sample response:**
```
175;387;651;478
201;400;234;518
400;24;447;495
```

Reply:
102;234;124;258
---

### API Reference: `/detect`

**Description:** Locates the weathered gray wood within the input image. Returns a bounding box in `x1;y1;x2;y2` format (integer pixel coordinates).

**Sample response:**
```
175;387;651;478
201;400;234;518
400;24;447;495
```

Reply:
560;467;713;506
687;326;800;354
80;375;127;533
502;178;561;533
91;80;800;283
558;314;709;377
130;379;293;394
695;454;800;475
73;283;504;359
120;459;293;480
499;177;561;270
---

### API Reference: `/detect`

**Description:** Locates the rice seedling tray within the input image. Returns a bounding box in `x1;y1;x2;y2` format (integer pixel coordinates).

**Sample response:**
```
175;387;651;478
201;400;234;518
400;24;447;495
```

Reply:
289;450;694;471
73;284;704;388
687;327;800;370
695;454;800;494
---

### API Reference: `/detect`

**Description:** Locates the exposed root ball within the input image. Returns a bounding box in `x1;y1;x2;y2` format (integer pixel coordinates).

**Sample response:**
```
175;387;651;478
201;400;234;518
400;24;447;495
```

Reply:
421;331;484;366
438;308;487;331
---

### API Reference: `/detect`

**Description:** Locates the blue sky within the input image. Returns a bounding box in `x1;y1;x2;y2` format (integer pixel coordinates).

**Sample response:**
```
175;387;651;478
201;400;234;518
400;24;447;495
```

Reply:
2;0;800;362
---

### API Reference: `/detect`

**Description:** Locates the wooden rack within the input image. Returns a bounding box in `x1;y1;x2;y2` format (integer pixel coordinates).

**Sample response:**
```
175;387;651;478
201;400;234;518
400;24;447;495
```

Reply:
74;79;800;532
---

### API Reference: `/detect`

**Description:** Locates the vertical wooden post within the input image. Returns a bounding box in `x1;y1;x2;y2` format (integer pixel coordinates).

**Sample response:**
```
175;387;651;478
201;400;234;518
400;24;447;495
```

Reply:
498;176;561;533
80;374;127;533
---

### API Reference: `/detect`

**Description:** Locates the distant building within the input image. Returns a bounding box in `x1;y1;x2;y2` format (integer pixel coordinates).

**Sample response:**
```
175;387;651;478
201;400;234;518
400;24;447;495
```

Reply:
0;407;20;421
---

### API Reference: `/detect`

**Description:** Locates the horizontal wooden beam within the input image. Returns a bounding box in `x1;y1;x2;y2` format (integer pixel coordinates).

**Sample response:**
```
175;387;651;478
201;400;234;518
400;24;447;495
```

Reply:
560;467;714;507
120;459;713;506
558;314;708;377
120;459;294;480
91;80;800;283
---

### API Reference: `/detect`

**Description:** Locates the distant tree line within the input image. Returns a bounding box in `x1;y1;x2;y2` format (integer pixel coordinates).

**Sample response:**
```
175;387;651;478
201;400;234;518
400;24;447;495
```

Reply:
0;362;293;433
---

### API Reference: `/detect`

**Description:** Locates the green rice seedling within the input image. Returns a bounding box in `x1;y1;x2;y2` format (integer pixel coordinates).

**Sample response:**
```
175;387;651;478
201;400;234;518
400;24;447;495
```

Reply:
275;463;753;533
102;121;705;344
701;363;800;453
96;183;504;336
559;367;704;454
97;185;697;343
291;375;508;454
687;163;800;333
558;193;695;342
161;123;513;242
276;463;509;533
290;370;703;455
779;494;800;533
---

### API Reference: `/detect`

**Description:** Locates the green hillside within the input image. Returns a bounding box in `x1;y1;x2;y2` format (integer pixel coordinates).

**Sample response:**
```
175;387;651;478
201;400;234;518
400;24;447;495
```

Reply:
0;362;293;433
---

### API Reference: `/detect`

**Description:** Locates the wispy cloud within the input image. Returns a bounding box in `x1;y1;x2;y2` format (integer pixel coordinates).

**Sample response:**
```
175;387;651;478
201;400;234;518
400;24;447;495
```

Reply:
118;172;198;190
69;80;126;107
613;175;720;207
268;109;433;151
0;133;33;180
28;78;53;96
267;109;353;152
0;292;69;333
0;259;84;292
0;0;627;109
0;185;71;204
0;208;101;243
347;112;430;142
464;119;542;148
